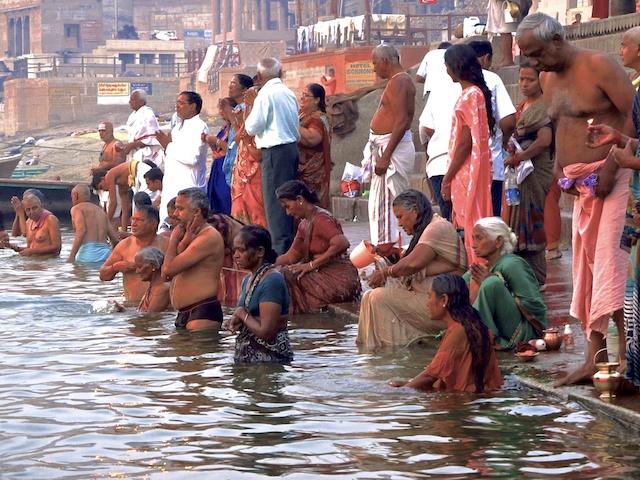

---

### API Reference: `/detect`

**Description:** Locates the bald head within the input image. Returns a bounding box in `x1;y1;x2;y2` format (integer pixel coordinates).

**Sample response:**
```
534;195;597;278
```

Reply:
72;184;91;204
622;27;640;70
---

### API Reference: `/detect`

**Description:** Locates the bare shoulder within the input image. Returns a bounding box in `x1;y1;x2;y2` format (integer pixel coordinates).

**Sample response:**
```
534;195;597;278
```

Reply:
199;226;224;248
46;214;60;226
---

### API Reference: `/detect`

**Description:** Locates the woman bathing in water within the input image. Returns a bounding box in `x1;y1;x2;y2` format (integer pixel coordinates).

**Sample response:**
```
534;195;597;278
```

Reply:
136;246;171;313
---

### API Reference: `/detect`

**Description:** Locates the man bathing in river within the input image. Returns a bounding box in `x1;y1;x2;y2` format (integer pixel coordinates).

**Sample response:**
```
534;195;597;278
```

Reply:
517;13;635;385
68;184;120;264
8;193;61;257
92;164;131;231
100;205;167;303
363;44;416;255
162;188;224;331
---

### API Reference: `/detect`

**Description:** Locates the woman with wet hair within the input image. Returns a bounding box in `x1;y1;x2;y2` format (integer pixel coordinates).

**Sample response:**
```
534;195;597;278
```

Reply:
224;225;293;363
465;217;547;349
135;246;171;313
275;180;360;313
442;44;494;264
357;189;467;348
297;83;332;209
390;273;502;393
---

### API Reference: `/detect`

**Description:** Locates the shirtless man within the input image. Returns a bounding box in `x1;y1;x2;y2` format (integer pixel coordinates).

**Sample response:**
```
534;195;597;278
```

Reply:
517;13;635;385
162;187;224;331
92;121;124;174
99;205;168;303
68;184;119;264
365;43;416;254
8;194;61;257
92;164;131;230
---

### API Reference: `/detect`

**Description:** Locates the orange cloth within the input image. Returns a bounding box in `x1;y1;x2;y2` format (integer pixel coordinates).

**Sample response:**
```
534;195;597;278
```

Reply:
448;86;493;264
564;162;630;338
424;321;503;392
298;113;332;209
231;132;267;227
544;178;562;250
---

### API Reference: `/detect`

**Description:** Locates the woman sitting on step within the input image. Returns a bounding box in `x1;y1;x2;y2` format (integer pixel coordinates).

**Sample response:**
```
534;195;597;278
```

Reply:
357;190;468;349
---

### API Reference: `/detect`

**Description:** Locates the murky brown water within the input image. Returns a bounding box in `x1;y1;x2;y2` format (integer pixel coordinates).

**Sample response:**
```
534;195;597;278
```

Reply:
0;231;639;478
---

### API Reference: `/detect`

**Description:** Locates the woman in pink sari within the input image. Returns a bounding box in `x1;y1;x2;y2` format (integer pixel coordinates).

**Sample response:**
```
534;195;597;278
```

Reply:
441;44;494;264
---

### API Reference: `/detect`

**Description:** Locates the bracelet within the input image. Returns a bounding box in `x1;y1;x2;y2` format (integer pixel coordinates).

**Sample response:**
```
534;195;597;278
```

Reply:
243;312;250;323
309;261;315;270
387;265;394;278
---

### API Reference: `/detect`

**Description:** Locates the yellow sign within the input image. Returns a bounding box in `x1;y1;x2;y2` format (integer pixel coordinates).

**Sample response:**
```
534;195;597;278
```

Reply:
345;61;376;90
97;82;130;97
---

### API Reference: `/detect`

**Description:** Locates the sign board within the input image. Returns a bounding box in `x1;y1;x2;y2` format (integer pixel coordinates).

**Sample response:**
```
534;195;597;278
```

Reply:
184;29;205;39
345;61;376;90
97;82;130;105
130;82;152;95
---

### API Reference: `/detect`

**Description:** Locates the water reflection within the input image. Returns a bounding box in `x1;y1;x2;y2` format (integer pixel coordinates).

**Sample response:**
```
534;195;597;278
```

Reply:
0;234;639;477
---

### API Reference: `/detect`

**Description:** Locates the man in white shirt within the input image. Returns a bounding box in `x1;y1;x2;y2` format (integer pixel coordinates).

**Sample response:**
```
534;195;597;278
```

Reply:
122;89;164;170
416;42;452;148
155;91;209;228
469;40;516;216
244;57;300;254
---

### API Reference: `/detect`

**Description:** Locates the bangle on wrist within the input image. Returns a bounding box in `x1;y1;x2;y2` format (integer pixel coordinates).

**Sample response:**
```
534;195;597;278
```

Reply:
309;260;315;270
388;265;394;278
243;312;250;323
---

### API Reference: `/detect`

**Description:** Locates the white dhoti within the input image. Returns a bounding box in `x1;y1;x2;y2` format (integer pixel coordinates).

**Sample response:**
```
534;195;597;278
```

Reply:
362;130;415;246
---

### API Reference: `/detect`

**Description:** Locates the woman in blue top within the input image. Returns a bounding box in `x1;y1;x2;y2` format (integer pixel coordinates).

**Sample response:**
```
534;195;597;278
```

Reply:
224;225;293;363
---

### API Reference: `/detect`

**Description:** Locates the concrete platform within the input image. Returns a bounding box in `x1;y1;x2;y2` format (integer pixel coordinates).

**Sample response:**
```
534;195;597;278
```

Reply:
335;221;640;430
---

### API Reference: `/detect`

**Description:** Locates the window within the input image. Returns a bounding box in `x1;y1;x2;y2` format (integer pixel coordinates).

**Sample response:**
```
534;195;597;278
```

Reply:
64;24;80;49
139;54;155;64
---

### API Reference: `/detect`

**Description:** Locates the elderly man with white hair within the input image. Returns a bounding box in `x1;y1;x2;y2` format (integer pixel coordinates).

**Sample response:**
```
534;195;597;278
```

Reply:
244;57;300;255
122;89;163;169
363;44;416;255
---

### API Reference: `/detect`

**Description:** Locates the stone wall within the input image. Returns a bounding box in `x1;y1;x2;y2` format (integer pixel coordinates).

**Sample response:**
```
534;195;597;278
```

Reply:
3;77;179;137
40;0;104;54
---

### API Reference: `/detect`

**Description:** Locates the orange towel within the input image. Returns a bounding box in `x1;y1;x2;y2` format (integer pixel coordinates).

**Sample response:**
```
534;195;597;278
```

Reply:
564;162;630;339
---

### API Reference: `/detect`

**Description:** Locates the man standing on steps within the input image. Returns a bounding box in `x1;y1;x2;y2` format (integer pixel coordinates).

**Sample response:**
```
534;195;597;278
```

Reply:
121;89;163;170
517;13;634;386
244;57;300;255
363;43;416;254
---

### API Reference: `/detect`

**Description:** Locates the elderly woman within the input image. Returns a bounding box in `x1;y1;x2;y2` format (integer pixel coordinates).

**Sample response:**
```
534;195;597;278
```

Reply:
298;83;332;209
503;61;554;285
357;190;467;348
442;44;494;264
275;180;360;313
390;274;503;392
204;97;236;215
135;246;171;313
224;225;293;363
465;217;547;349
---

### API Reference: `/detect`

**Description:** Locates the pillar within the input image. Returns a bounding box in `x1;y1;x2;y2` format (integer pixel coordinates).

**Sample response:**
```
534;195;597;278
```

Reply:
261;0;268;30
233;0;243;35
278;0;287;30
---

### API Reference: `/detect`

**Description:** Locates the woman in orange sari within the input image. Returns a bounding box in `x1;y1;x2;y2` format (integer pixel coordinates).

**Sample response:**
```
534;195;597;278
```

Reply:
298;83;332;209
441;44;494;264
229;75;268;227
390;273;502;393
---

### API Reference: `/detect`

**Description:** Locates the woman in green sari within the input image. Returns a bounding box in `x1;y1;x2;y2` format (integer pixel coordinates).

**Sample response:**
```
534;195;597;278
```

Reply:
465;217;548;350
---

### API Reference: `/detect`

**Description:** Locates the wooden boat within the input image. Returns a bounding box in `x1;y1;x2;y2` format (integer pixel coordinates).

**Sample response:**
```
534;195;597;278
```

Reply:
11;164;51;179
0;153;22;178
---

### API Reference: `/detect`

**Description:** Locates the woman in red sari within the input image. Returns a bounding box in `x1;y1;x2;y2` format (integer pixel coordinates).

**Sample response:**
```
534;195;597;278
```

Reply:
441;44;494;264
298;83;332;209
275;180;361;313
229;75;268;227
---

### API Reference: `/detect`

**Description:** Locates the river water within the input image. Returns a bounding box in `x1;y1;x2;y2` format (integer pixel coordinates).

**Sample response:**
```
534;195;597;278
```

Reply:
1;231;639;478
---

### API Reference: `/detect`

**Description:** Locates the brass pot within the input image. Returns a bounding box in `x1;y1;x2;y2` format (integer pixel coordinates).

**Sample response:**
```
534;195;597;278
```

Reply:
592;348;623;400
542;328;563;351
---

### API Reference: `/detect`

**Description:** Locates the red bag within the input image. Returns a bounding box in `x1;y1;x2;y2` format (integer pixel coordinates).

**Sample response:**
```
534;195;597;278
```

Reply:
340;179;361;197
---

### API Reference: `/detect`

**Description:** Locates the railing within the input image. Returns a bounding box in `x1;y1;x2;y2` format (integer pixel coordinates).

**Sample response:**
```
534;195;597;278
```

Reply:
564;12;640;40
12;55;188;79
294;13;486;54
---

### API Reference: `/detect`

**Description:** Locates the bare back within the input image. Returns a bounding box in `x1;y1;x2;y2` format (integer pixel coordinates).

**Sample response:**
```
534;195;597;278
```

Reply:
71;202;114;244
541;49;634;168
170;226;224;309
370;72;416;135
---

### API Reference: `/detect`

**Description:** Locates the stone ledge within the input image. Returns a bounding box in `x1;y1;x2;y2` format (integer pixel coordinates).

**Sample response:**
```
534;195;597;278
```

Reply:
565;13;640;40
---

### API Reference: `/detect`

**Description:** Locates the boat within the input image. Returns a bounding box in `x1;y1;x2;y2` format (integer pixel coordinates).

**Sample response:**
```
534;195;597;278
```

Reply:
0;153;22;178
11;164;51;179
